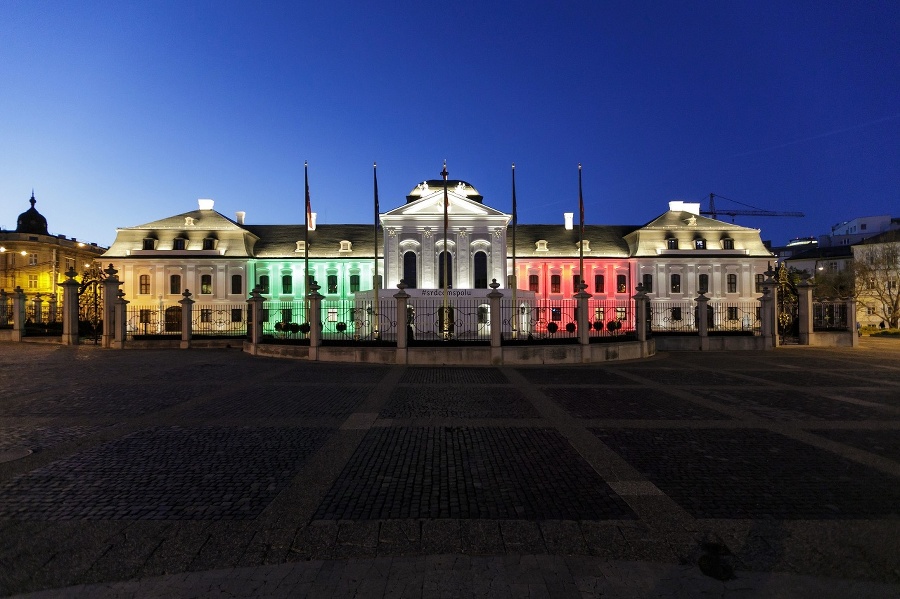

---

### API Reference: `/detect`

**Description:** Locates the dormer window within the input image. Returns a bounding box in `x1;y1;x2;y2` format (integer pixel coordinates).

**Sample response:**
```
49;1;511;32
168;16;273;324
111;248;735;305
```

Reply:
173;238;186;250
295;241;306;253
142;238;156;250
694;238;706;250
667;238;678;249
202;238;216;250
577;240;591;252
339;240;352;253
722;238;734;250
535;240;549;252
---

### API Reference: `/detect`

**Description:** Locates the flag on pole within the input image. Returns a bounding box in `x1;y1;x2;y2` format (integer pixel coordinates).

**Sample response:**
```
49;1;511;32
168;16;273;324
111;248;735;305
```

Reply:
511;163;517;230
578;163;584;239
305;163;312;231
578;163;584;290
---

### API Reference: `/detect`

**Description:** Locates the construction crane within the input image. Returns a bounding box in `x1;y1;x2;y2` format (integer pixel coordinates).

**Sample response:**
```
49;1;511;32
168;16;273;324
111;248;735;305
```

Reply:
702;193;804;221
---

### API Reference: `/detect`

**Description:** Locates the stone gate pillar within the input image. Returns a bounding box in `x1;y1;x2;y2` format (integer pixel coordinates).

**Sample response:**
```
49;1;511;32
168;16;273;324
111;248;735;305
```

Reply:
32;293;43;325
394;282;410;364
632;283;649;343
48;293;58;323
797;279;814;346
11;287;26;341
696;292;709;351
247;288;265;353
179;289;194;349
61;268;80;345
488;280;503;365
308;281;323;361
101;264;122;349
759;288;774;350
113;290;129;349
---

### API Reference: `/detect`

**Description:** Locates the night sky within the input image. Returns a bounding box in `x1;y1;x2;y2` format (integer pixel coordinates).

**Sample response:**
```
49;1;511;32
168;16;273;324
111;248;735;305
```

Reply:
2;1;897;247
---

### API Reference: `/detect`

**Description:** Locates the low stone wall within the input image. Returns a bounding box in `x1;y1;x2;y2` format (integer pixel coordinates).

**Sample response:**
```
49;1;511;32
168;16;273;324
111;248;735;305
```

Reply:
654;335;766;351
808;331;856;348
247;339;654;365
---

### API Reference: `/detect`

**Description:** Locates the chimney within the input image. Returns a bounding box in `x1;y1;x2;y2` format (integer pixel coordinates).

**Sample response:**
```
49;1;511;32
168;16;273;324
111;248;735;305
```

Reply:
235;211;246;225
564;212;574;230
669;200;700;215
198;198;215;210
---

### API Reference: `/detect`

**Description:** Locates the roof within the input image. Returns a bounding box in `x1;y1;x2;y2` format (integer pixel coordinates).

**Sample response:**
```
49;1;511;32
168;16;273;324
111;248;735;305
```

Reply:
510;225;639;258
855;230;900;245
243;224;378;258
640;210;761;232
784;245;854;262
16;193;49;235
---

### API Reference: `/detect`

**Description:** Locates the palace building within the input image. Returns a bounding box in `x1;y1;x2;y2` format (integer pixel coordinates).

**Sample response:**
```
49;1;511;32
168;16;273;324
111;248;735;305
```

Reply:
102;179;773;308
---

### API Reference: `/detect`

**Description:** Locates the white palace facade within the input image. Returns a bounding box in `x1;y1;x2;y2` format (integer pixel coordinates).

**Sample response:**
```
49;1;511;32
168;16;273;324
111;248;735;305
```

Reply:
102;179;774;307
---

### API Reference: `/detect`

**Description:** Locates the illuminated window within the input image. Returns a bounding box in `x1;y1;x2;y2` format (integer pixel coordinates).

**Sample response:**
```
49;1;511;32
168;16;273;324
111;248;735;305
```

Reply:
474;251;488;289
550;274;561;293
282;274;293;294
201;274;212;294
594;274;604;293
593;306;604;322
528;274;539;292
258;275;270;294
727;274;737;293
616;274;627;293
698;274;709;293
231;274;242;295
139;274;150;294
671;274;681;293
642;273;653;293
29;253;38;265
403;251;417;288
616;307;626;320
28;275;38;288
667;238;678;249
695;239;706;250
477;305;489;324
173;238;186;250
350;274;360;293
200;309;212;323
170;274;181;295
438;252;453;288
327;274;338;294
65;258;75;272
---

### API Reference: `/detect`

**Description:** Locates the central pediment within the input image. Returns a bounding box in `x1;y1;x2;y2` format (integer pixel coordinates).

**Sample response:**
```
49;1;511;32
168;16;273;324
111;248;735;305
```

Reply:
384;190;508;218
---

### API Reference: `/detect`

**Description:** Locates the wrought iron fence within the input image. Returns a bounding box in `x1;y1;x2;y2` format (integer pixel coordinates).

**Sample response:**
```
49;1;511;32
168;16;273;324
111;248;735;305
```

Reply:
0;303;11;328
649;301;698;333
261;300;310;340
709;302;761;334
321;299;396;342
409;299;492;342
127;304;182;337
813;301;849;331
192;304;247;337
587;299;632;338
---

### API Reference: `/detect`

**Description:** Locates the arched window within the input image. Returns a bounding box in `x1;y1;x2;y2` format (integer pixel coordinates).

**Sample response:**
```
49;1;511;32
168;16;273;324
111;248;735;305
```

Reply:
403;251;417;288
438;251;453;288
473;251;488;289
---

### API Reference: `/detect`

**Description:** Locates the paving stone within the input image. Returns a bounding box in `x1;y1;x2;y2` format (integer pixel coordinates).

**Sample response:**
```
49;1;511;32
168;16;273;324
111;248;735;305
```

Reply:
809;429;900;462
0;424;109;453
400;367;509;385
183;386;371;419
514;367;640;386
545;387;730;420
695;388;898;421
314;427;635;521
0;426;331;520
592;427;900;519
380;386;539;418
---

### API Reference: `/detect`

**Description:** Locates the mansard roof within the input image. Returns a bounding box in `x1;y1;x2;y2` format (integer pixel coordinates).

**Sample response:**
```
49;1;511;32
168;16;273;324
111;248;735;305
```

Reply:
243;224;377;258
510;225;639;258
128;208;246;231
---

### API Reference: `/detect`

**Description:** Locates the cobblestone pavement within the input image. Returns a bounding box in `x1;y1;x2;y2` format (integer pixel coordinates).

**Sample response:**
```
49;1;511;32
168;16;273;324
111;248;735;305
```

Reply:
1;339;899;598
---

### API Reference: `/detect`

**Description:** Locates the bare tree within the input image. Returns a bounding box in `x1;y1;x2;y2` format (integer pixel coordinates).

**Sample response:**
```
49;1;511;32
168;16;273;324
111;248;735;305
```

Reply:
852;236;900;328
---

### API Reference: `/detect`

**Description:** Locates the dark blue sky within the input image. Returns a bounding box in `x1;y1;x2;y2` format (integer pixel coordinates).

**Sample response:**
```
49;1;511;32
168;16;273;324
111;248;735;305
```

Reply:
2;1;897;247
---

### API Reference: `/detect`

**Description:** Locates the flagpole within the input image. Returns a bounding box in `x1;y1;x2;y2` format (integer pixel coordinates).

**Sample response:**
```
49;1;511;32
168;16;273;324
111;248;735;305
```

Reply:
510;163;518;339
578;163;584;290
304;161;311;323
372;162;380;339
441;160;449;339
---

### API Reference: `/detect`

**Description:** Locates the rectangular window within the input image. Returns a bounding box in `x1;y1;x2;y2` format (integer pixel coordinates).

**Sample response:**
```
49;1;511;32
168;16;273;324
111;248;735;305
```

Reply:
528;274;539;292
727;274;737;293
281;309;292;323
350;274;360;293
29;253;38;266
477;305;488;324
202;238;215;250
727;307;739;321
282;274;293;294
327;274;338;294
28;274;38;288
200;309;212;323
698;274;709;293
139;309;151;324
723;238;734;250
142;238;155;250
550;307;562;321
550;275;561;294
615;307;626;320
593;306;604;322
173;238;186;250
695;239;706;250
667;238;678;249
642;273;652;293
594;274;605;293
200;274;212;294
65;257;75;272
258;275;270;294
755;274;765;293
231;308;243;322
670;274;681;293
231;274;242;295
139;274;150;294
327;308;338;322
616;274;627;293
573;274;581;291
170;274;181;295
672;307;682;321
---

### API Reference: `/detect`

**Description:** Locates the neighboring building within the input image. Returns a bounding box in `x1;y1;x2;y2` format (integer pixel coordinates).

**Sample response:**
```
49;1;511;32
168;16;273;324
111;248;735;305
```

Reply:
822;215;899;247
851;230;900;328
0;193;107;299
103;183;774;313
